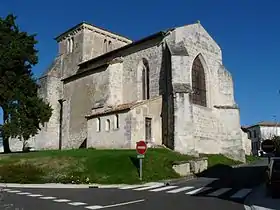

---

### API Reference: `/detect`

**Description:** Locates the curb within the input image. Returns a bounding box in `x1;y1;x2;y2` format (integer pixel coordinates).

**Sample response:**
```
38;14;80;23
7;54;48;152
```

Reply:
0;182;164;189
0;183;93;189
162;174;196;185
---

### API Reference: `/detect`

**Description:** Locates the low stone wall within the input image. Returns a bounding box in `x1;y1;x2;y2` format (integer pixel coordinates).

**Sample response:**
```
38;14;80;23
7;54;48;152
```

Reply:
172;157;208;176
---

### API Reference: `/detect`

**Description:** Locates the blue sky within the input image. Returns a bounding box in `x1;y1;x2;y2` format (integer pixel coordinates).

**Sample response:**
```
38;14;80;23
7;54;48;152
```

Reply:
0;0;279;126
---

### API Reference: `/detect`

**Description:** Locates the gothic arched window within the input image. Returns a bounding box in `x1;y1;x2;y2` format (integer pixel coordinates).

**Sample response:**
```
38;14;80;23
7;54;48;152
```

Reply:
142;59;150;100
191;56;207;107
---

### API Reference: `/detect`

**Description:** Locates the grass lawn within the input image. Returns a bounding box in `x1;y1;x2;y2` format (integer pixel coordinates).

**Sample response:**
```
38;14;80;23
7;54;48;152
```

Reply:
245;155;261;163
0;148;241;184
199;154;242;167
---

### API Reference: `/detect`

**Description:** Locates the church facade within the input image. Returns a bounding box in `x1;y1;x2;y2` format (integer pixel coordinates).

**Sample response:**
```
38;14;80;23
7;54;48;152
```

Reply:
10;21;251;161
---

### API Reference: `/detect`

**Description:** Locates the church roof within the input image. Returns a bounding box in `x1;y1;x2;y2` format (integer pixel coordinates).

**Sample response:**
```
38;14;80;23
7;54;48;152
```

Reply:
85;96;162;119
54;22;132;43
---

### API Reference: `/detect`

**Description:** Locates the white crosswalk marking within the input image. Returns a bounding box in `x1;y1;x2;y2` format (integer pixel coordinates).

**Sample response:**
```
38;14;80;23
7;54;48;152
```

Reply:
186;187;211;195
85;206;104;209
167;186;194;193
208;188;231;197
40;196;56;200
27;194;43;197
230;188;252;199
17;192;31;195
149;186;178;192
7;190;21;193
133;184;165;191
68;202;87;206
54;199;71;202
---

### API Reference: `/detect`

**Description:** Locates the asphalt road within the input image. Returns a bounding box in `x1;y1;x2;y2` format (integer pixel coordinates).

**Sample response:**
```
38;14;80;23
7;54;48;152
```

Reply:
0;158;269;210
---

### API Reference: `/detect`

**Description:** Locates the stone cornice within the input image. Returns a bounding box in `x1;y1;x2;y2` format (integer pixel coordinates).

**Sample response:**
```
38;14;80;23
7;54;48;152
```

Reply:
214;104;239;110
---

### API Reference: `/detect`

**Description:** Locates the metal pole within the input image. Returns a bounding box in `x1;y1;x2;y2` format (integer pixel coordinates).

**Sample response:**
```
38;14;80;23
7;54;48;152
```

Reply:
139;158;143;181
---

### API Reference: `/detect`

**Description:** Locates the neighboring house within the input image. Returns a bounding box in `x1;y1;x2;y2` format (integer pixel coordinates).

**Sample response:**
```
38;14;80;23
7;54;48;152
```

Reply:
243;121;280;155
9;21;249;162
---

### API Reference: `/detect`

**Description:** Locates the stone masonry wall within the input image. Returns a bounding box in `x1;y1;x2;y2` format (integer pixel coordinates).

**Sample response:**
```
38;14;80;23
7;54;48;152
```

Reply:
62;66;109;148
82;28;130;62
170;23;245;161
121;44;164;103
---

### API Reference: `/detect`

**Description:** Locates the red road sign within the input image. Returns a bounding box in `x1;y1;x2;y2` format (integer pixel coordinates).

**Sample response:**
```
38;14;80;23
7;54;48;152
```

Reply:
136;141;147;155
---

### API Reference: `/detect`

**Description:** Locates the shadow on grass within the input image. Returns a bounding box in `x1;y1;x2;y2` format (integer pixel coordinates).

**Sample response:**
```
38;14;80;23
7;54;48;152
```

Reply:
129;156;140;175
0;150;37;155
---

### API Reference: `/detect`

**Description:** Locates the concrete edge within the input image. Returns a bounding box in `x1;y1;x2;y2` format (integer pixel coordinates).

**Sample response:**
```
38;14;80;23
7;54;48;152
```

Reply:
162;174;196;185
0;182;164;189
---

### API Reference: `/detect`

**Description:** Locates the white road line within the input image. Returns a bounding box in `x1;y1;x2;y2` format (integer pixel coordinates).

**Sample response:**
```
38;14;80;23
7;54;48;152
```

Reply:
53;199;71;202
102;199;145;208
40;196;57;200
186;187;211;195
68;202;87;206
208;188;232;197
17;192;31;195
149;186;178;192
7;190;21;193
85;206;104;209
27;194;43;197
167;186;194;193
230;189;252;199
2;189;11;192
133;184;165;191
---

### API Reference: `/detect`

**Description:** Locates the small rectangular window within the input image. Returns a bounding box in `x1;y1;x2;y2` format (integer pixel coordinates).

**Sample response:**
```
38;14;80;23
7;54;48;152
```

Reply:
145;117;152;142
254;130;257;138
96;118;100;132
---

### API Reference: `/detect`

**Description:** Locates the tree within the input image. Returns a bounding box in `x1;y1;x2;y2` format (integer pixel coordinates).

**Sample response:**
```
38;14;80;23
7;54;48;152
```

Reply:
0;14;52;153
271;135;280;156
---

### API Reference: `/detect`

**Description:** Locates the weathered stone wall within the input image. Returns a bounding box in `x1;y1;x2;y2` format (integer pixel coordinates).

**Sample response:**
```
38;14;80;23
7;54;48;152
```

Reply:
87;112;132;148
121;44;164;103
59;31;84;78
169;23;245;161
107;60;124;106
62;66;109;148
82;28;130;62
130;96;162;147
87;96;162;149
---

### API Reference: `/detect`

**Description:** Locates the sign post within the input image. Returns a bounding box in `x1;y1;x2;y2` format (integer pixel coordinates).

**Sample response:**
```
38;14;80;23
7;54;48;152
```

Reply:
136;141;147;181
261;139;276;163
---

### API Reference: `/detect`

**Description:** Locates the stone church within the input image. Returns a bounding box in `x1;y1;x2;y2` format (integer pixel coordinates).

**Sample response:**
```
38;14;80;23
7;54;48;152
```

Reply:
10;21;251;161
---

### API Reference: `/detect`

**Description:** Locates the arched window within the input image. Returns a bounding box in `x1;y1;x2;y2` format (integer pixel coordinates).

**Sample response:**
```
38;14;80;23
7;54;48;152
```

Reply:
104;39;107;53
69;38;73;53
105;119;110;131
191;55;207;107
71;37;74;52
96;118;101;132
142;59;150;100
108;40;112;51
113;114;119;129
67;39;70;53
